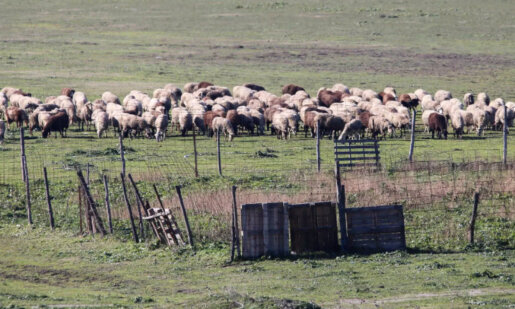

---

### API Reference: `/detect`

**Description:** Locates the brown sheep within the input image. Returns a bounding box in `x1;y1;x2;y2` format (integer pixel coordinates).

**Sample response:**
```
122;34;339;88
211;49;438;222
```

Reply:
225;110;240;135
428;113;448;139
61;88;75;98
399;93;419;110
197;81;214;89
203;111;218;137
282;84;305;95
42;111;69;138
379;92;396;104
358;111;371;128
243;83;265;92
205;90;225;101
5;106;28;128
318;89;344;107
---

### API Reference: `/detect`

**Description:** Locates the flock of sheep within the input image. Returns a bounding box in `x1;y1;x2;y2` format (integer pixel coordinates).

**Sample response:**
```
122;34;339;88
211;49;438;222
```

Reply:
0;82;514;145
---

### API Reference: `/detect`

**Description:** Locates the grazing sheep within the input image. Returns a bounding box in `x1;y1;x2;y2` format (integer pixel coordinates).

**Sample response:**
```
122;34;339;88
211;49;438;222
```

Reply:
349;87;364;97
421;97;440;112
4;106;28;128
124;98;143;116
197;81;213;89
414;89;429;101
428;113;448;139
0;120;5;144
321;114;345;139
42;111;69;138
464;93;474;106
92;110;109;138
61;88;75;98
368;115;393;140
361;89;378;101
233;86;256;101
243;83;265;92
318;89;344;107
379;92;396;104
184;82;199;93
102;91;120;104
338;119;364;140
60;99;77;125
331;84;350;94
119;113;150;138
212;117;235;141
282;84;305;95
450;110;465;138
29;109;58;134
422;110;438;133
249;109;265;135
72;91;87;110
171;107;192;136
399;93;419;111
77;103;93;130
476;92;490;106
495;105;515;131
434;90;452;103
106;102;124;116
272;113;290;139
155;114;169;142
1;87;24;99
383;87;397;98
92;99;106;111
466;105;487;136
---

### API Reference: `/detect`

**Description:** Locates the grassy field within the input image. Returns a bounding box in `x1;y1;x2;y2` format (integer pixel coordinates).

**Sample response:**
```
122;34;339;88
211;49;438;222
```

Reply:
1;0;515;307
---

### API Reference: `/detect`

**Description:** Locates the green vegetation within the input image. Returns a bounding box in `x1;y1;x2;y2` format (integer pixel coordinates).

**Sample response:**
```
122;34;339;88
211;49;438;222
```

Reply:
0;0;514;307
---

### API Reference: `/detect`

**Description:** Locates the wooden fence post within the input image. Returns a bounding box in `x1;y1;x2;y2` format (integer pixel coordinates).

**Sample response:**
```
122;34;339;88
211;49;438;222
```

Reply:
119;133;126;177
469;191;480;244
128;174;161;239
335;164;347;250
121;173;138;243
503;104;507;165
316;119;321;172
76;169;107;236
78;184;83;234
232;185;240;258
193;128;199;177
103;175;113;234
22;156;32;225
43;167;55;230
20;127;26;182
409;109;416;162
217;129;222;176
176;185;194;247
127;174;145;239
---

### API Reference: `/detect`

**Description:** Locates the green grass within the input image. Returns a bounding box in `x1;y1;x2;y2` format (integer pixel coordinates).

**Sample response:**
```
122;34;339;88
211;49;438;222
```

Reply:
1;0;515;307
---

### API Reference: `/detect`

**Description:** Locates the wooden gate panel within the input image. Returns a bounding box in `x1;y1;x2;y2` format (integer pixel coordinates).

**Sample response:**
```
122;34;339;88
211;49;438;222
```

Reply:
288;203;317;254
241;203;264;259
263;202;289;257
313;202;338;253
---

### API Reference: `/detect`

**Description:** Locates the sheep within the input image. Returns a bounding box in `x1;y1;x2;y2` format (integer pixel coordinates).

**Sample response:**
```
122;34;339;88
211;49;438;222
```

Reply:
243;83;265;92
119;113;150;138
171;107;192;136
247;98;266;112
368;115;393;140
1;87;24;99
399;93;419;111
60;99;77;125
421;97;440;112
198;81;214;89
42;111;69;138
440;99;462;121
434;90;452;103
184;82;199;93
203;111;218;137
61;88;75;98
466;105;487;136
249;109;265;135
233;86;256;101
106;102;124;116
331;83;350;94
338;119;364;140
124;98;143;116
0;120;5;144
349;87;363;97
428;113;448;139
361;89;379;101
282;84;305;95
72;91;87;110
212;117;235;141
0;92;7;116
4;106;28;128
450;110;465;138
464;93;474;106
29;109;57;134
495;105;515;131
414;89;429;101
422;110;438;133
155;114;169;142
92;99;106;111
271;113;290;139
163;84;182;104
318;89;344;107
77;103;93;130
383;87;397;98
476;92;490;107
379;92;396;104
92;110;109;138
280;109;299;135
102;91;120;104
321;114;345;139
142;112;157;130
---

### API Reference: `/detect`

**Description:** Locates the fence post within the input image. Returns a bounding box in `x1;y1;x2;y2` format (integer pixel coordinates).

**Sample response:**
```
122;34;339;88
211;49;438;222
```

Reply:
78;184;83;234
503;104;507;165
316;119;321;172
335;164;347;250
409;109;416;162
176;185;194;247
43;167;55;230
469;191;480;244
119;133;126;177
121;173;139;243
232;185;240;258
20;127;26;182
22;156;32;225
77;169;107;236
217;129;222;176
193;128;199;177
103;175;113;234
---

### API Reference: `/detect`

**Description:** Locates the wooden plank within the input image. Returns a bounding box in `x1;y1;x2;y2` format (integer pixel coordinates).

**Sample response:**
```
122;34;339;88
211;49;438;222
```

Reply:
336;157;380;161
241;204;264;259
313;202;338;253
338;163;380;167
335;151;380;155
345;205;403;213
348;225;404;235
334;145;378;150
263;202;289;257
334;139;378;144
288;203;317;254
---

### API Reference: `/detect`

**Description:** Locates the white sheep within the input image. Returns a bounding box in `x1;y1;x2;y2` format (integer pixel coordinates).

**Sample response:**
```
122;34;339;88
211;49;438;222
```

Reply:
155;114;169;142
450;110;464;138
349;87;363;97
434;90;452;103
72;91;88;111
463;93;474;106
338;119;364;140
414;89;429;101
212;117;235;141
422;110;438;132
92;110;109;138
102;91;120;104
361;89;378;101
495;105;515;131
272;113;290;140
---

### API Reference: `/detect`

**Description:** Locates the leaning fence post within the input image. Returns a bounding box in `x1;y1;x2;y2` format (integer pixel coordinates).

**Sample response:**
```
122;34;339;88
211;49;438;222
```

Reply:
22;156;32;225
119;133;126;178
409;109;416;162
20;127;26;182
316;119;321;172
503;104;508;165
77;169;107;236
176;185;194;247
103;175;113;234
43;167;55;230
232;185;241;258
121;173;138;243
469;191;480;244
217;129;222;176
193;128;199;177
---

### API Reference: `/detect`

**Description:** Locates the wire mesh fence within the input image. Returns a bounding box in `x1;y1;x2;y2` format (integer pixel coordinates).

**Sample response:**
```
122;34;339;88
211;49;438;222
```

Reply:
0;125;513;252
